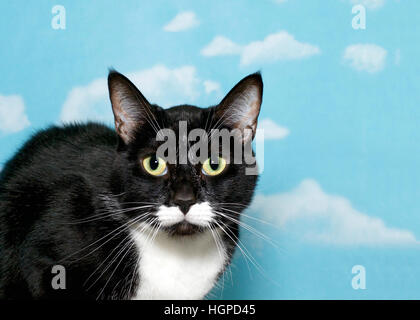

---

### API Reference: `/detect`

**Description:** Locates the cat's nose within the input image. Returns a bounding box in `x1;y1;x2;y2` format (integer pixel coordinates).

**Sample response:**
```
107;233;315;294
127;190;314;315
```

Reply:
173;185;196;215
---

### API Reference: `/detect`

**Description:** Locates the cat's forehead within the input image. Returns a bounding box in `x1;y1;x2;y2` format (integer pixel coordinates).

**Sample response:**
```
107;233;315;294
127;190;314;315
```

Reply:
161;104;212;130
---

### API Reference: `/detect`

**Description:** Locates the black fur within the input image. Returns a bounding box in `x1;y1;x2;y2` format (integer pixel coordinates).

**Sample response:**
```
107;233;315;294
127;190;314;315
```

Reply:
0;71;262;299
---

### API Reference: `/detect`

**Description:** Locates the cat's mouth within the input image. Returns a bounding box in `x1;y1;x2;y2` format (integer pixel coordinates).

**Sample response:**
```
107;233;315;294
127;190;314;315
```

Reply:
169;221;203;236
154;203;214;236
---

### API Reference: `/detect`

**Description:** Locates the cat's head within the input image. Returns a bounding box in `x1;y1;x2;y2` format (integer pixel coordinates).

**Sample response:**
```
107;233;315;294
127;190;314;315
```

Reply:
107;71;263;236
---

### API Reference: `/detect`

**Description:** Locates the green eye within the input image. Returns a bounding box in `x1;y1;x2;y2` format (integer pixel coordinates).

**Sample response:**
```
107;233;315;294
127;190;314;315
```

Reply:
202;157;227;176
142;155;167;176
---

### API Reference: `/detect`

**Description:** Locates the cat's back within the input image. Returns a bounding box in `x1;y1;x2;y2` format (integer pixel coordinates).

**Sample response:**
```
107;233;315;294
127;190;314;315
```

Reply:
0;122;118;185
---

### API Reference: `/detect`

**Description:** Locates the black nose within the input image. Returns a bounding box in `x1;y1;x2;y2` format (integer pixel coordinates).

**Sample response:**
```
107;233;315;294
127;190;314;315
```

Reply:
173;184;196;214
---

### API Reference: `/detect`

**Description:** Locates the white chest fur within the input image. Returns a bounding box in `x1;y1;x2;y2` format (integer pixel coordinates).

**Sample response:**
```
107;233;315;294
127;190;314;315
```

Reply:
130;227;226;300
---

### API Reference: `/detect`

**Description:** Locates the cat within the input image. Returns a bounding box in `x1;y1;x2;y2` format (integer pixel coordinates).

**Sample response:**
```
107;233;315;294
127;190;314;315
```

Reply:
0;70;263;300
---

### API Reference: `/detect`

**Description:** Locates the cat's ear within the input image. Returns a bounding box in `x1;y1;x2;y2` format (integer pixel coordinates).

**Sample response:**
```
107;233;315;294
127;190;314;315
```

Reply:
214;72;263;142
108;70;151;144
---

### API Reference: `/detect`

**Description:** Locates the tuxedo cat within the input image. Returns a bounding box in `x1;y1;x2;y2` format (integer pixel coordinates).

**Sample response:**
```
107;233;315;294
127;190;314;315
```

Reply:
0;71;263;299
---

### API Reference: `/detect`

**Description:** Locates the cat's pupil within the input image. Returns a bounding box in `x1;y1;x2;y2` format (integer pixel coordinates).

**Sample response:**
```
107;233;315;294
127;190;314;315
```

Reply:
210;160;219;171
149;155;159;170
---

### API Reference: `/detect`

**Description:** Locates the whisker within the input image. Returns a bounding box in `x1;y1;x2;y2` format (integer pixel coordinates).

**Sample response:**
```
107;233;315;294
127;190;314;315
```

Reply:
84;215;154;289
216;220;269;279
218;202;248;208
62;205;154;225
216;211;278;249
216;219;281;288
220;207;280;232
58;213;149;265
207;223;226;297
94;218;158;299
98;192;126;199
212;220;255;280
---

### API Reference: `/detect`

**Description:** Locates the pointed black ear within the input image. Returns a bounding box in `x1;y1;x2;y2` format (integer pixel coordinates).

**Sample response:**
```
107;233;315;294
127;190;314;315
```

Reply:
108;70;151;144
215;72;263;141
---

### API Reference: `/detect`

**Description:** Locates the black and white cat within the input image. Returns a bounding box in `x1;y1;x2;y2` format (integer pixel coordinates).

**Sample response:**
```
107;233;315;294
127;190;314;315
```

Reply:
0;71;263;299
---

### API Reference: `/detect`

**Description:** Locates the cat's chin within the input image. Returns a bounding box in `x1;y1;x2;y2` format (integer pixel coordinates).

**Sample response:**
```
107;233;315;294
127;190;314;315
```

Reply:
167;221;204;236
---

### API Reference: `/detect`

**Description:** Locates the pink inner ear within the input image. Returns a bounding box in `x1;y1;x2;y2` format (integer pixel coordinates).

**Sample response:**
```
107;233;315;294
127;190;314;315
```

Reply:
221;85;261;134
111;92;133;143
109;79;147;144
114;112;133;143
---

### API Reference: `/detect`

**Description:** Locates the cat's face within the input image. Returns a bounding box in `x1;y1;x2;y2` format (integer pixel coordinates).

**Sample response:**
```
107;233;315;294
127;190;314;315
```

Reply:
108;71;262;236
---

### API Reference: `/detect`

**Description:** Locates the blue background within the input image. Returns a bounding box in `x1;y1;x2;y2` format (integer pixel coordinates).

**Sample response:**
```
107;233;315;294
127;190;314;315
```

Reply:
1;0;419;299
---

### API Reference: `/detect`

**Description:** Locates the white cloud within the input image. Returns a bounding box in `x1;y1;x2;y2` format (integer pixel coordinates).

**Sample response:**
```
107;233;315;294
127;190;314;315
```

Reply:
60;77;109;124
0;94;30;134
203;80;221;95
350;0;385;10
60;65;211;123
343;44;387;73
163;11;199;32
201;31;320;66
241;32;321;65
201;36;243;57
259;119;289;140
252;179;419;246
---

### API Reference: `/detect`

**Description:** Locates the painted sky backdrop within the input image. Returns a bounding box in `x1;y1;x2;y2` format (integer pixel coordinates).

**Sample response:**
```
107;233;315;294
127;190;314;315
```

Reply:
1;0;420;299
